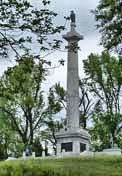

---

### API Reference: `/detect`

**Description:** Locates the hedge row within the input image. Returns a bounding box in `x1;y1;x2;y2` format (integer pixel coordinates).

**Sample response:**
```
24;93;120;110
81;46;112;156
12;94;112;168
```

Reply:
0;156;122;176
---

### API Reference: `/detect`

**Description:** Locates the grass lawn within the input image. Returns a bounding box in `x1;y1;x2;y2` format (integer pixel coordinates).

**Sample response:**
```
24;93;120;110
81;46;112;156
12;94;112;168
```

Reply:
0;155;122;176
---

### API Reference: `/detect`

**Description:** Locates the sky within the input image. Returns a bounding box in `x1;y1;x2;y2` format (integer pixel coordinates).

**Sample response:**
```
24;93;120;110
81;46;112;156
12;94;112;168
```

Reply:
0;0;103;88
40;0;103;89
0;0;104;137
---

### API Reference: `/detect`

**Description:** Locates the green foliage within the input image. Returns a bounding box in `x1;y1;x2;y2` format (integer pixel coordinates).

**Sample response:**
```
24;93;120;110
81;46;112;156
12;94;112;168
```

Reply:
0;56;63;150
40;83;65;154
14;142;25;158
93;0;122;54
0;112;17;160
47;83;65;115
83;52;122;114
33;137;43;157
41;119;63;154
0;56;65;157
0;156;122;176
90;113;122;151
0;0;64;59
83;52;122;148
0;56;45;144
79;79;94;129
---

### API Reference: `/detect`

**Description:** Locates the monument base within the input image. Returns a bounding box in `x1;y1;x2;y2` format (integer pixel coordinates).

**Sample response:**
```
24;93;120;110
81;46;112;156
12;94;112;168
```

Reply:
56;128;90;156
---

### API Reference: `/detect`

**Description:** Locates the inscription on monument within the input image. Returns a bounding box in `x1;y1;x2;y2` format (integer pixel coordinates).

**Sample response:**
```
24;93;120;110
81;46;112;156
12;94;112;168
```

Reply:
61;142;73;152
80;143;86;152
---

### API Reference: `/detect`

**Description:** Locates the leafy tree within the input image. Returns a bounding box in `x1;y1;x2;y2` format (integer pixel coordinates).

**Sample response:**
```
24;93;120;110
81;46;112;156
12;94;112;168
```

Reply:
33;137;43;157
90;112;122;151
0;0;64;59
48;81;94;130
0;0;65;156
41;119;63;155
40;83;65;155
79;79;94;129
47;83;66;113
0;111;17;159
83;51;122;147
0;56;63;148
84;52;122;114
93;0;122;54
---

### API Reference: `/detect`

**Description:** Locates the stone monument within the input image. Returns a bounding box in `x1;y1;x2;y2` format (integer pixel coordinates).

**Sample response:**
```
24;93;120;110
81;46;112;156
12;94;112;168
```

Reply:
56;11;90;156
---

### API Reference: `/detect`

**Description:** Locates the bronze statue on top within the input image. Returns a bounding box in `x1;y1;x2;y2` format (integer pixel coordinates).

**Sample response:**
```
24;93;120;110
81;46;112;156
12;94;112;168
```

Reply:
70;10;76;23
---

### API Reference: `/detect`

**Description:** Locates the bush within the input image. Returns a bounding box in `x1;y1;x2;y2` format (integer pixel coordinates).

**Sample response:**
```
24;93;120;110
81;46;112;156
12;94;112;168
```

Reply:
0;156;122;176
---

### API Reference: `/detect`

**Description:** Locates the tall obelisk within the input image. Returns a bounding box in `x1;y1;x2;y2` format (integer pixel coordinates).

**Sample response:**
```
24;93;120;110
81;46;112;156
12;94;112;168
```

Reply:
63;10;83;129
56;11;90;156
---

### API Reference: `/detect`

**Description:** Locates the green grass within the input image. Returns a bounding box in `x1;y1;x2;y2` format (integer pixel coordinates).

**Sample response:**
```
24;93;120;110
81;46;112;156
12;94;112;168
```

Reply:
0;155;122;176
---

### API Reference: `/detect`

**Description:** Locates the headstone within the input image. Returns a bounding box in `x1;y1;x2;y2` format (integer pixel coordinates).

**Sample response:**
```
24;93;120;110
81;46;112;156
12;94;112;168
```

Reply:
23;151;26;159
5;157;17;161
62;149;66;156
102;134;122;155
32;152;35;158
51;150;55;156
42;151;45;157
103;148;122;155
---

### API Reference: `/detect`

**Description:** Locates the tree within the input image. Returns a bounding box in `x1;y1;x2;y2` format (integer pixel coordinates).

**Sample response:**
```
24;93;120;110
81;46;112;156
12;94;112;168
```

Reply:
90;113;122;151
84;52;122;114
40;83;65;155
0;56;63;148
47;83;66;113
83;51;122;148
79;79;94;129
0;0;66;157
0;0;64;59
41;119;63;155
0;111;18;159
32;137;43;157
47;81;94;130
93;0;122;54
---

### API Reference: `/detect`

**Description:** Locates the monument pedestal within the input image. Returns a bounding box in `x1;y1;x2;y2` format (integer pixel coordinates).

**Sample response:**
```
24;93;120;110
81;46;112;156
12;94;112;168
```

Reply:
56;128;90;156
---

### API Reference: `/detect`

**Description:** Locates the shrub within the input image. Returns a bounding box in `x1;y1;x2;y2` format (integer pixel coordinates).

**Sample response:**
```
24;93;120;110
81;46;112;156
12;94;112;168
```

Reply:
0;156;122;176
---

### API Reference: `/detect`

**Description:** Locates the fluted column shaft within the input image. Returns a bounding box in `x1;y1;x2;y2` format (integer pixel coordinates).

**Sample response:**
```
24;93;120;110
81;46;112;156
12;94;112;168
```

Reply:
63;22;83;129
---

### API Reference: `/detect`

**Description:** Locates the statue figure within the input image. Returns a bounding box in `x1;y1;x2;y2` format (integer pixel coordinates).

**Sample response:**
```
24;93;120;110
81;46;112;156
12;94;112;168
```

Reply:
70;10;75;23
